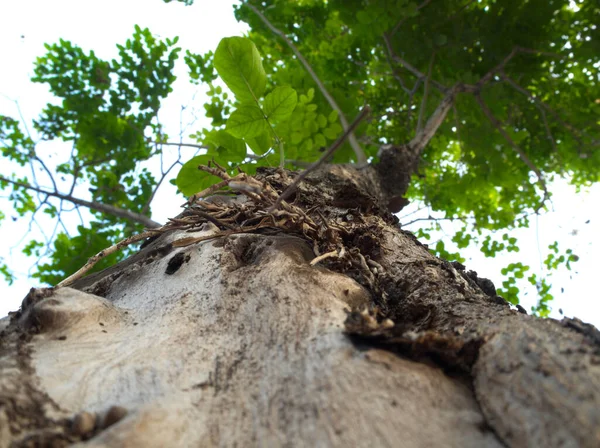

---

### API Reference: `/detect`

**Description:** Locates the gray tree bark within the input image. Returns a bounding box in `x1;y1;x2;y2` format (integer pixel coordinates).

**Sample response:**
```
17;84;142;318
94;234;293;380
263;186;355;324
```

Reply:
1;165;598;447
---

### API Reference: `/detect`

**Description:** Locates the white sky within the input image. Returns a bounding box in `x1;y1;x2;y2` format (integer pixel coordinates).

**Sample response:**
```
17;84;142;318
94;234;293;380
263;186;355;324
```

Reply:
0;0;598;328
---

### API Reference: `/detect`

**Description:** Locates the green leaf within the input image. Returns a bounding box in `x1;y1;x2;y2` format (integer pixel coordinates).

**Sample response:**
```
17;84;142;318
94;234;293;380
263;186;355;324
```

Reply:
263;86;298;122
214;37;266;103
314;133;327;149
205;130;247;162
317;114;328;128
328;110;338;123
291;131;303;144
246;131;272;155
176;155;222;196
226;105;268;138
434;34;448;46
300;138;313;153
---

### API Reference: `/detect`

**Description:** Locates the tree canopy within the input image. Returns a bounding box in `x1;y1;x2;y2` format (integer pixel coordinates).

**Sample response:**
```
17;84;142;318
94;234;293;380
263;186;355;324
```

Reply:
1;0;598;315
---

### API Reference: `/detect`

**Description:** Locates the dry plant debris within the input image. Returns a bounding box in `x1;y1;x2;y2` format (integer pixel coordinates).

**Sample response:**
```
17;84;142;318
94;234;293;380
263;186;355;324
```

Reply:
57;162;386;294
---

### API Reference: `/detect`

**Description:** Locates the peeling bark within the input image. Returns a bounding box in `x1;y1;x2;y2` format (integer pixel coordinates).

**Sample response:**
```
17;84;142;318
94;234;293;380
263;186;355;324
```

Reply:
1;166;598;447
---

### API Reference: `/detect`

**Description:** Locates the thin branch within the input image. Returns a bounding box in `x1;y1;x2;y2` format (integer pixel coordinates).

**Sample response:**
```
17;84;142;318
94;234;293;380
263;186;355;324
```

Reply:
381;34;412;95
501;73;589;144
475;47;564;89
0;176;161;228
538;106;558;154
141;157;181;215
475;94;547;197
452;103;464;153
390;0;433;36
56;229;160;288
246;3;367;165
404;46;564;157
32;155;58;193
409;84;464;155
269;106;371;212
433;0;477;29
406;78;424;131
383;33;448;93
417;52;436;134
149;141;209;150
402;215;470;227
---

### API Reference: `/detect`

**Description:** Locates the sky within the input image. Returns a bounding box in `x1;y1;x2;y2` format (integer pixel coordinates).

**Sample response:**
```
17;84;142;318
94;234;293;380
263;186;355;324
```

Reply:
0;0;598;327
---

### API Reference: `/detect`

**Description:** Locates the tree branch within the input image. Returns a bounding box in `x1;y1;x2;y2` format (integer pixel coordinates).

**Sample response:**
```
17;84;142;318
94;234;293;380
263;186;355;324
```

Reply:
383;33;448;93
475;94;547;195
390;0;433;36
270;106;371;212
56;229;160;288
149;140;209;150
246;3;367;165
500;73;590;146
0;176;161;229
417;53;436;134
142;156;182;215
409;84;464;155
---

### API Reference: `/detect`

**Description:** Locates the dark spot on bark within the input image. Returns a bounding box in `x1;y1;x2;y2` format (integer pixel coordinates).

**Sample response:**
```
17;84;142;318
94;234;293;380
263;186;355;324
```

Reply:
165;252;191;275
102;405;128;429
99;322;104;326
142;243;174;265
102;330;107;333
451;261;466;271
139;234;160;250
463;270;497;297
490;295;509;307
57;335;67;341
561;317;600;346
71;411;96;437
516;304;528;314
85;271;123;298
212;238;226;248
20;287;55;312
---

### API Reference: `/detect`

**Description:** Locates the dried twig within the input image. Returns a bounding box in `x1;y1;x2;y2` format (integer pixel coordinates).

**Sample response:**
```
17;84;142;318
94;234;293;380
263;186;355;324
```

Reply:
269;106;371;212
246;3;367;165
310;250;339;266
56;230;161;287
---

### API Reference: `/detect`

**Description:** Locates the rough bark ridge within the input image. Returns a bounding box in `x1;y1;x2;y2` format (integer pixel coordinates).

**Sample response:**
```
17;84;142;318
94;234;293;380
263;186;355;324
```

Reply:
0;164;599;447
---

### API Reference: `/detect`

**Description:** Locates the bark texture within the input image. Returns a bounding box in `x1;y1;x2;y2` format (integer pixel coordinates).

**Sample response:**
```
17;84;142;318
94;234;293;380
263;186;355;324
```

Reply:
1;166;598;447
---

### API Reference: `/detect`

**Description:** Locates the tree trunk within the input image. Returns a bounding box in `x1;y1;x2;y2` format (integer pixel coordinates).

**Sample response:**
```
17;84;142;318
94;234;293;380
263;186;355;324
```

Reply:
1;166;598;447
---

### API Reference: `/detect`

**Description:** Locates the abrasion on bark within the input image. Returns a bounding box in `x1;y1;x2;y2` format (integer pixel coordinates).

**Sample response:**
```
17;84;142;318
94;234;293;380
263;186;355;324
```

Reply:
0;161;599;447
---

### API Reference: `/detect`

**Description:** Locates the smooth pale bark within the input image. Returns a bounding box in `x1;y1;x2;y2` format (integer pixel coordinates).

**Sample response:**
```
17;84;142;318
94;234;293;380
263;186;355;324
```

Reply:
1;166;598;447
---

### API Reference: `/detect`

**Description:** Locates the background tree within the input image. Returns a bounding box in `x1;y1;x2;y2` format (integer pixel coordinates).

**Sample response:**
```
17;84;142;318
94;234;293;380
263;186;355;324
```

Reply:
1;0;599;446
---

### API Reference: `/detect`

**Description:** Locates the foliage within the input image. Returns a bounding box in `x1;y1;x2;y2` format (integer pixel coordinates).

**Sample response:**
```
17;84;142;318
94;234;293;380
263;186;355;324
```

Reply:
1;25;180;284
1;0;599;314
